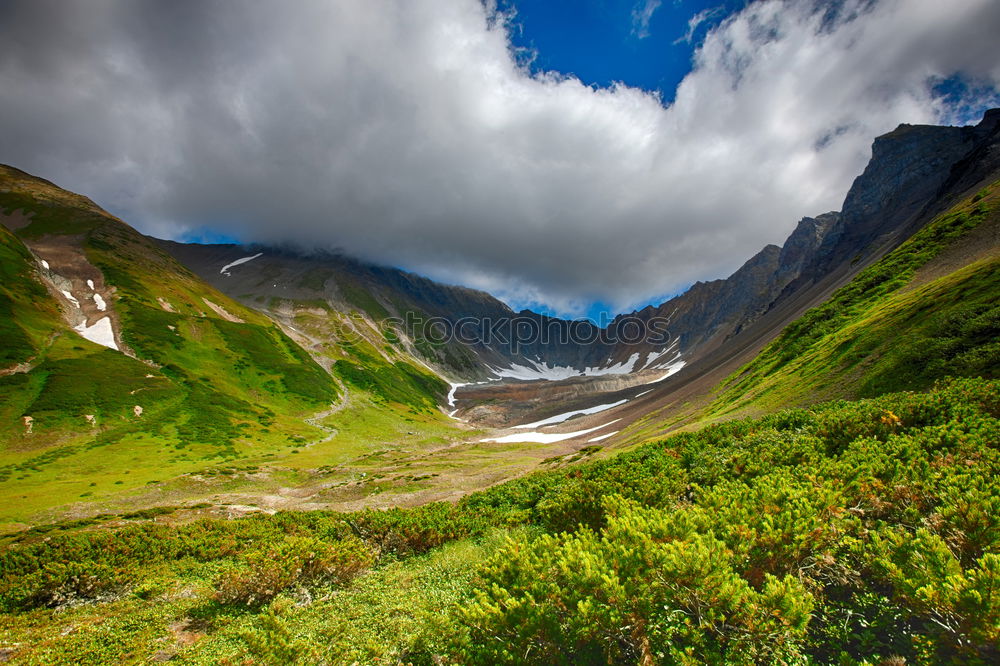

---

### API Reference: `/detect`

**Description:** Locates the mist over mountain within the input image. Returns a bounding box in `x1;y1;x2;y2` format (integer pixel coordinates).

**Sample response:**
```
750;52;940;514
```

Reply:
1;0;999;314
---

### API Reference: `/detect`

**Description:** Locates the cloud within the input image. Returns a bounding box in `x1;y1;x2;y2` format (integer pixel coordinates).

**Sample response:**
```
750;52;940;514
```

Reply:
631;0;663;39
0;0;998;316
674;5;726;45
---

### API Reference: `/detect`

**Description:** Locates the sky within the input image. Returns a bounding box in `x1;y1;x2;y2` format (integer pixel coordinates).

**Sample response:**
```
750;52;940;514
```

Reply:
0;0;999;320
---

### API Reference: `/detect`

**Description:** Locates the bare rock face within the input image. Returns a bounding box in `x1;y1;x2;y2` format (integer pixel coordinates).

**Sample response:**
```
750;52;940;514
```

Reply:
613;212;838;359
600;110;1000;366
811;110;1000;277
777;212;839;279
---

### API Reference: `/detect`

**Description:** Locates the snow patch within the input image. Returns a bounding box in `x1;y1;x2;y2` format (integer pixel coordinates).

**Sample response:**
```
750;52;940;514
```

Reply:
447;382;467;407
482;421;617;444
645;360;687;384
641;340;680;369
514;402;626;429
634;390;652;398
220;252;263;276
588;431;619;442
40;259;49;270
491;353;644;382
446;382;468;417
582;352;641;376
60;290;79;307
92;293;107;311
492;360;584;381
86;279;95;290
74;317;118;350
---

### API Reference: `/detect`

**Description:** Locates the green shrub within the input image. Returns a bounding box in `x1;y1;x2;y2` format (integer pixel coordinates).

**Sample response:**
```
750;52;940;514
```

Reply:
213;536;375;607
7;561;131;610
239;602;323;664
459;497;814;664
352;502;494;556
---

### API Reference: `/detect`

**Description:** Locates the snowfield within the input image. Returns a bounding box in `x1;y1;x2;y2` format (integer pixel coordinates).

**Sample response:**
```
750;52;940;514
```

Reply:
74;317;118;350
482;421;618;444
220;252;263;276
514;402;626;429
486;345;684;383
641;340;680;369
447;382;466;407
645;360;687;383
489;360;586;381
582;352;641;376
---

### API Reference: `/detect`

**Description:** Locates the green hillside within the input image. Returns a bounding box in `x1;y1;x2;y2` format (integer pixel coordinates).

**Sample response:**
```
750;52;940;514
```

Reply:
1;171;998;663
0;166;460;531
711;180;1000;416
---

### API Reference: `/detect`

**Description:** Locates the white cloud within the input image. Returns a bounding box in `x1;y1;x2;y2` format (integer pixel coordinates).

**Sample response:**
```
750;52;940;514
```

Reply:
0;0;998;316
632;0;663;39
674;5;725;45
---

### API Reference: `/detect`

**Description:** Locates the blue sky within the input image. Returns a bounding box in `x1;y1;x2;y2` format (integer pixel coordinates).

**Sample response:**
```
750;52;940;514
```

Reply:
500;0;747;96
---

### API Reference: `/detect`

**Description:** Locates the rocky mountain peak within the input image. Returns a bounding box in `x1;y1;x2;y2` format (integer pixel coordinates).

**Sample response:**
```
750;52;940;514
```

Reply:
812;109;999;274
778;211;839;276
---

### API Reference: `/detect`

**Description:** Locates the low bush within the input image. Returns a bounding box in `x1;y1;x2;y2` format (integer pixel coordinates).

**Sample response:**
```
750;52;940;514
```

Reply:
213;536;375;607
5;561;131;610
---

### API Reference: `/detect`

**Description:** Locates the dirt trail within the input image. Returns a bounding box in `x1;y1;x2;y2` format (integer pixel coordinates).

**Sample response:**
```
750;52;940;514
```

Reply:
0;332;59;376
301;375;349;449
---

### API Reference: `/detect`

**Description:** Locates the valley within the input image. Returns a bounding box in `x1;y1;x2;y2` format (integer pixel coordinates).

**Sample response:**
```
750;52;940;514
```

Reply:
0;109;998;663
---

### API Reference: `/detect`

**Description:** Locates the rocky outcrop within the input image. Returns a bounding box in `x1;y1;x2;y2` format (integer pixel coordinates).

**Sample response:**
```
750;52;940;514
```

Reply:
804;109;1000;282
629;109;1000;363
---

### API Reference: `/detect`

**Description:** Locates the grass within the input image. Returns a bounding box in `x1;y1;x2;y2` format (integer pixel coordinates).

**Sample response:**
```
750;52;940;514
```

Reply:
0;165;472;531
0;529;517;665
709;180;999;417
0;225;62;368
2;165;999;662
1;378;997;663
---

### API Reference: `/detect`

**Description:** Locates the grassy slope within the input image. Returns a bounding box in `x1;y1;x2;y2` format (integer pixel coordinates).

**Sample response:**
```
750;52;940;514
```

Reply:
0;179;996;661
617;180;1000;446
711;181;999;415
0;226;62;367
0;174;997;663
0;167;464;531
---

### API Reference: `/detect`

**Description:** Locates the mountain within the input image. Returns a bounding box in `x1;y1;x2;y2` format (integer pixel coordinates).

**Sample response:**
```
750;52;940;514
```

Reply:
0;109;998;531
154;240;637;382
1;166;997;663
0;165;463;530
154;110;1000;416
0;113;998;663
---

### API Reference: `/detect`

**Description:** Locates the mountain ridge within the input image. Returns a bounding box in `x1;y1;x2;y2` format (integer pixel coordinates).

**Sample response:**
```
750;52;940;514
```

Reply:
0;109;998;530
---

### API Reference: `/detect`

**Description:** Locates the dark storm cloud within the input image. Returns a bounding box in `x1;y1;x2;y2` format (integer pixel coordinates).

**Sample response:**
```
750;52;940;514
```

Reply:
1;0;999;314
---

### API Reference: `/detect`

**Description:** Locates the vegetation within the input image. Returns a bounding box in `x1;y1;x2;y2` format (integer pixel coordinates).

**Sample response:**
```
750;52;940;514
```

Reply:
0;377;996;663
706;180;1000;417
1;166;464;529
2;156;999;663
0;226;58;367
